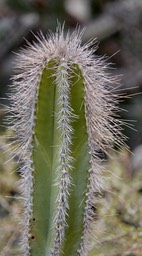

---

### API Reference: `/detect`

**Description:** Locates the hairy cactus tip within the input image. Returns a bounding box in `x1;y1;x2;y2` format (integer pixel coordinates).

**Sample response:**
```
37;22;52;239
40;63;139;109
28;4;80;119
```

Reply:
7;26;125;256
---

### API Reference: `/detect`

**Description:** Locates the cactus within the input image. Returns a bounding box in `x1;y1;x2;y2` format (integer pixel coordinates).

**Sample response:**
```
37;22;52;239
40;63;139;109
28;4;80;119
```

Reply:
8;27;124;256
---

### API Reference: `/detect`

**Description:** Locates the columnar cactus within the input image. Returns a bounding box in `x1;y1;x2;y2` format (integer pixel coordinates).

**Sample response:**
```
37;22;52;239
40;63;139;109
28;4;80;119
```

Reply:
8;27;124;256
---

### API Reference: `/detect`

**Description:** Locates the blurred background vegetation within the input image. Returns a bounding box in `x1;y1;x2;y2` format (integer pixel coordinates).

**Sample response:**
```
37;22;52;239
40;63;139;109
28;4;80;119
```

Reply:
0;0;142;255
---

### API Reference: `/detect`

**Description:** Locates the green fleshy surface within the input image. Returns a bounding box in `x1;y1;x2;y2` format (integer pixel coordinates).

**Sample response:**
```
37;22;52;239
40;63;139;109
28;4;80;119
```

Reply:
30;62;90;255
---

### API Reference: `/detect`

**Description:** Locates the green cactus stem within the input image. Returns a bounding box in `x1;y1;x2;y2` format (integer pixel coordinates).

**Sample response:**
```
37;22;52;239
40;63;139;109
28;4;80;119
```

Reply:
8;27;124;256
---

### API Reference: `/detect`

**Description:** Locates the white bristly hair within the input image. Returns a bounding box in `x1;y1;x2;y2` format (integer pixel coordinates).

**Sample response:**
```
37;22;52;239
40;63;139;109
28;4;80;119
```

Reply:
7;25;125;256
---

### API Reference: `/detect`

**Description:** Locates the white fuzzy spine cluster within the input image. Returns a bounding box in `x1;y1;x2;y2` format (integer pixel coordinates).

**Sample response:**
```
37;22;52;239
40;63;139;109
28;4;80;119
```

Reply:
8;27;124;256
76;61;122;255
77;147;104;255
8;58;44;255
51;60;75;255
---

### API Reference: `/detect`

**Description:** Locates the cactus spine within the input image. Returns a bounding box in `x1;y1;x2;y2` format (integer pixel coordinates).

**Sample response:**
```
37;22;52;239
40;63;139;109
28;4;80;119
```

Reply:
8;27;123;256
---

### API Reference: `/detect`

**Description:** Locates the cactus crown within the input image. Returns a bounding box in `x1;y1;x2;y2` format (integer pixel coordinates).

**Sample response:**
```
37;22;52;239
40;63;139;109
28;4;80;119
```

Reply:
7;26;125;256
